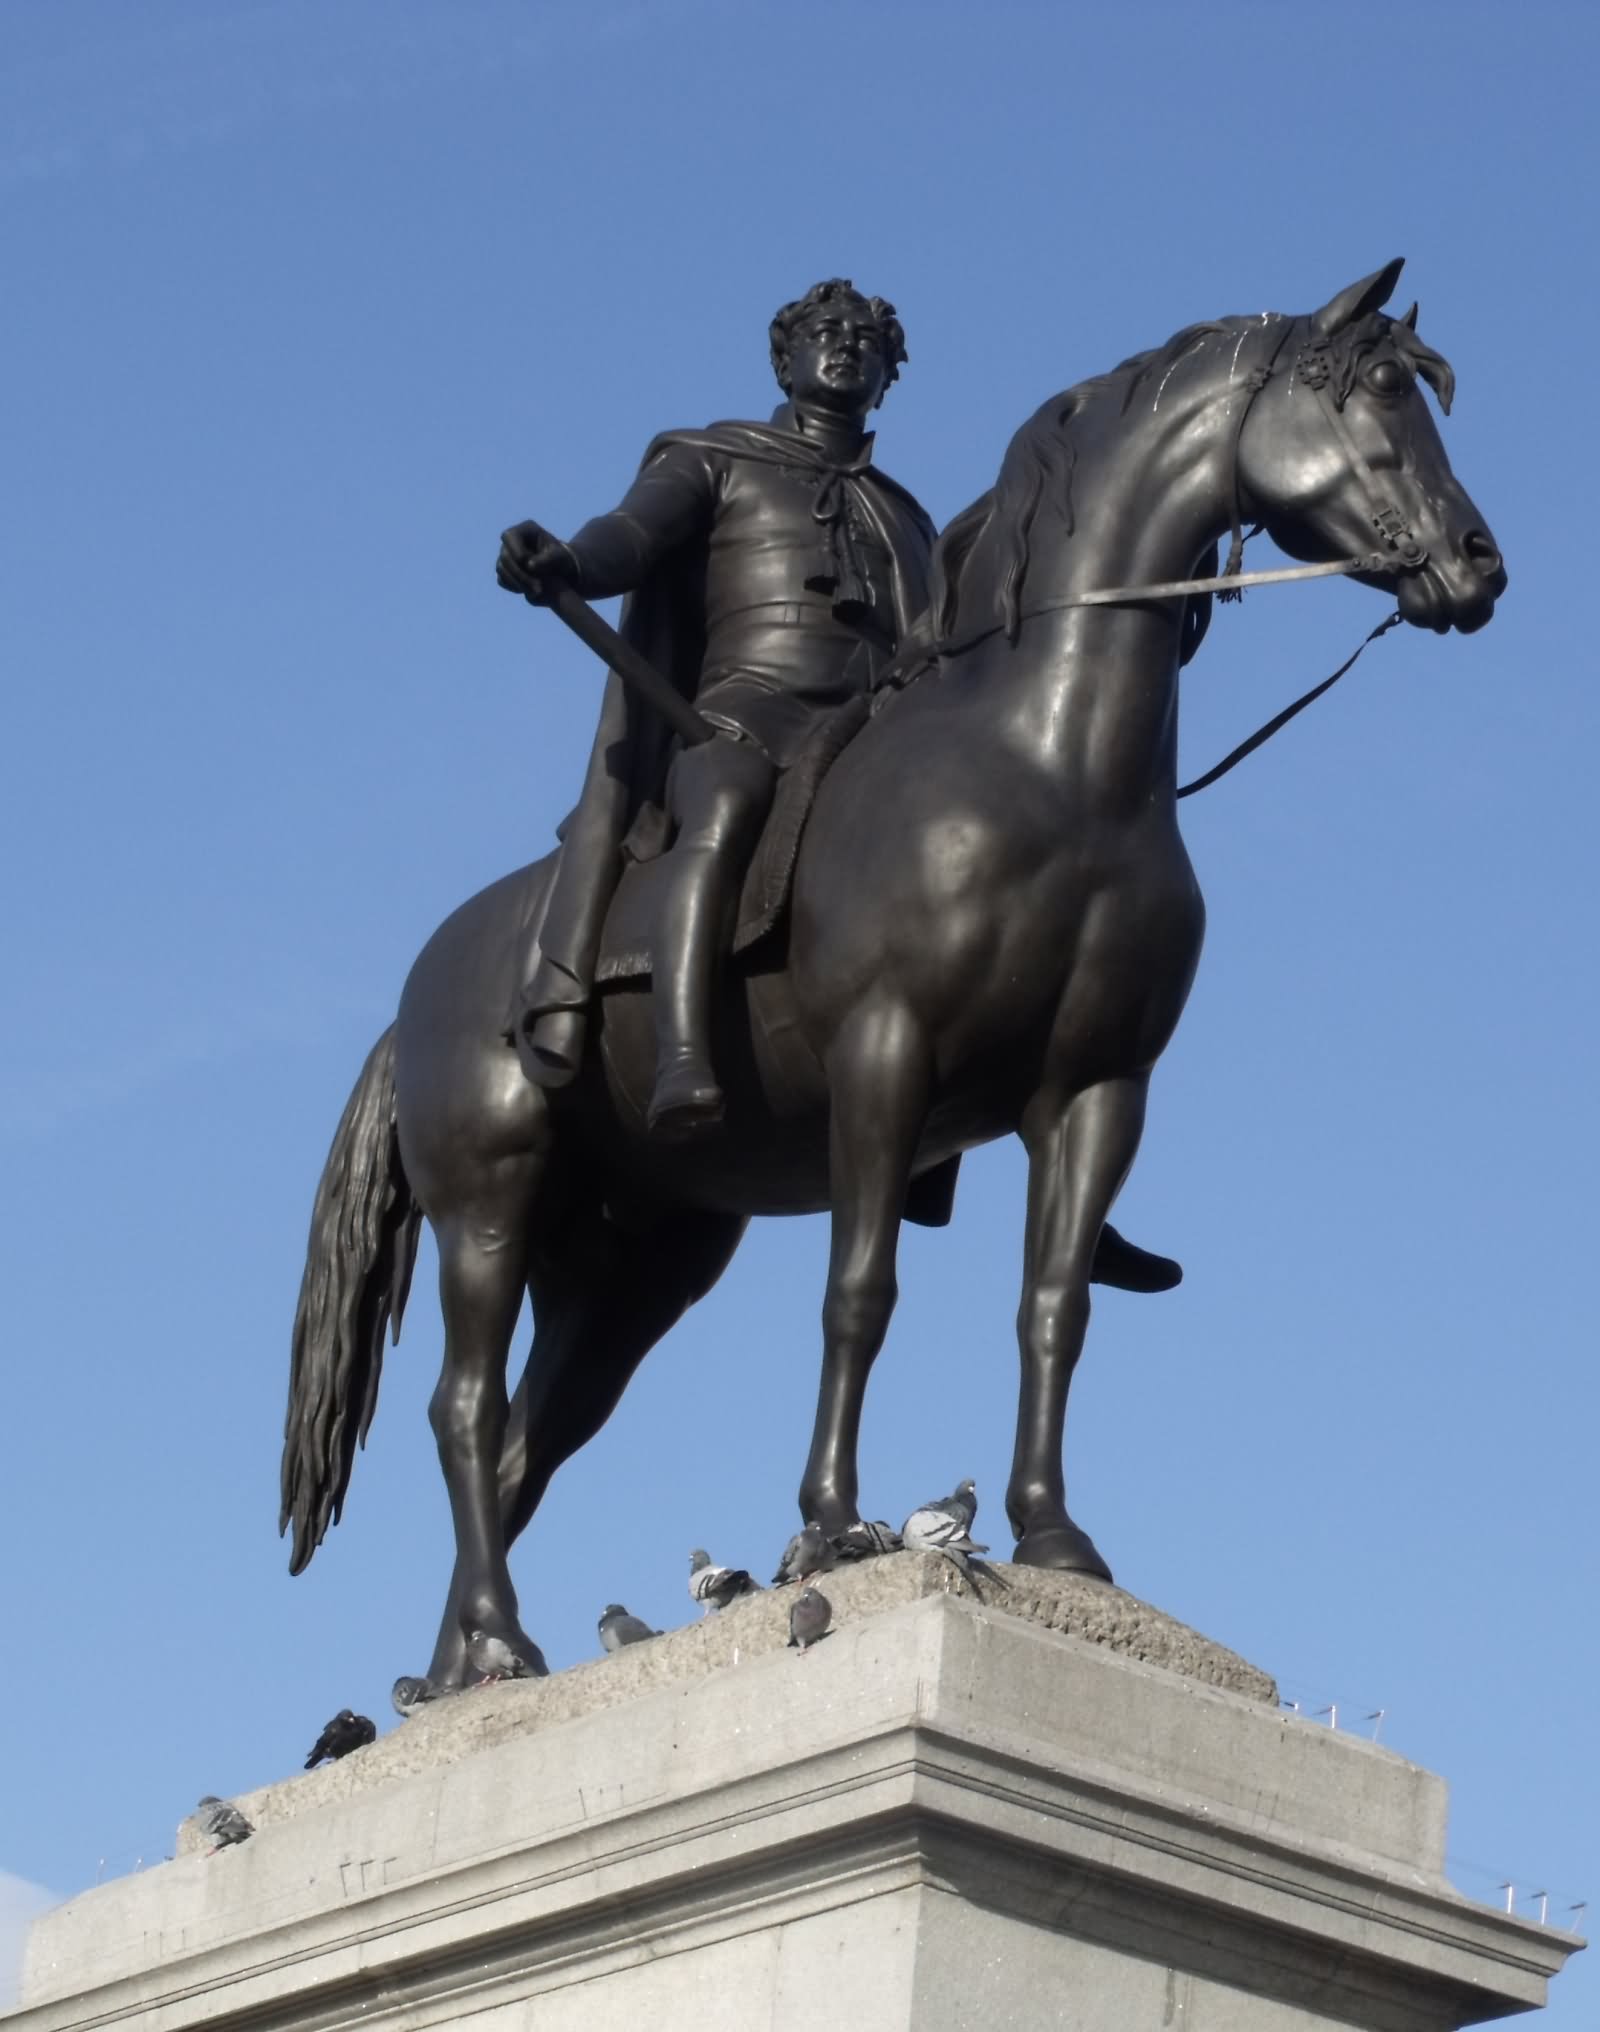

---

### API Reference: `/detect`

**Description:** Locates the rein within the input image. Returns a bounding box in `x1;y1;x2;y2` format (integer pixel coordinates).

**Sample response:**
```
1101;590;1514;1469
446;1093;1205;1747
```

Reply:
875;320;1432;794
1175;608;1400;797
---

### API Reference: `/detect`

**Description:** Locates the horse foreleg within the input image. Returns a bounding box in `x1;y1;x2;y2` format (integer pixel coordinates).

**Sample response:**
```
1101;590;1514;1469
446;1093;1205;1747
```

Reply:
427;1191;544;1684
1008;1073;1149;1577
800;1001;932;1535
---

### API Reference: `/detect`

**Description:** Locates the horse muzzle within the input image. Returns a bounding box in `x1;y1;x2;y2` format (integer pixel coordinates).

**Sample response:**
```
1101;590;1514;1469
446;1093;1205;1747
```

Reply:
1395;526;1506;635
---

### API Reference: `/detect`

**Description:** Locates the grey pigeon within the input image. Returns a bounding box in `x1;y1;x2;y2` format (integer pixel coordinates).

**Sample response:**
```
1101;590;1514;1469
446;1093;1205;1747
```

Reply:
466;1628;539;1682
304;1709;376;1768
196;1795;253;1850
932;1478;979;1532
391;1674;445;1719
832;1518;903;1561
902;1480;991;1577
598;1603;658;1653
787;1586;833;1651
772;1521;837;1586
688;1548;760;1613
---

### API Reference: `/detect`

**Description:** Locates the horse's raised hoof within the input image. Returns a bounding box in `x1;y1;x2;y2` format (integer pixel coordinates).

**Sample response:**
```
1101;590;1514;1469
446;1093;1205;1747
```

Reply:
1013;1519;1115;1583
1091;1224;1182;1294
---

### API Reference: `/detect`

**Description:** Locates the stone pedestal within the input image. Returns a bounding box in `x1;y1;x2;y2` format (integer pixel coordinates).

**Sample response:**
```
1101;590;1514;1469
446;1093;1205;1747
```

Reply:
9;1558;1579;2029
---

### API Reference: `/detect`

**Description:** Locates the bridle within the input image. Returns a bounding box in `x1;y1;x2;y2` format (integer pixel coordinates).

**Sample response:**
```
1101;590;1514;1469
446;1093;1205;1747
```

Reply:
876;317;1436;794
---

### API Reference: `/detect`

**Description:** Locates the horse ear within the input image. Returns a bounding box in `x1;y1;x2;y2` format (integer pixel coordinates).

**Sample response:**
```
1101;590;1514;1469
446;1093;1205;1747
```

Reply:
1400;301;1419;329
1311;258;1406;338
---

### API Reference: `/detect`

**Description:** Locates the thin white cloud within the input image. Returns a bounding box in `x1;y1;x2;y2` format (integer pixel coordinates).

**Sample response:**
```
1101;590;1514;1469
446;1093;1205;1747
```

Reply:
0;1871;58;2010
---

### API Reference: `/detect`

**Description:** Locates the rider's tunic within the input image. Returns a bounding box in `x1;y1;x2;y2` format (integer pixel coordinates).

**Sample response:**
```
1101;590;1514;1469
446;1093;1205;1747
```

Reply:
565;436;898;767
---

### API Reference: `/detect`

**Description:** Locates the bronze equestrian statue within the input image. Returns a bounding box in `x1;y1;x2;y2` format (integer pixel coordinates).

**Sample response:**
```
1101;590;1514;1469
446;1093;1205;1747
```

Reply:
495;277;1175;1270
282;260;1504;1685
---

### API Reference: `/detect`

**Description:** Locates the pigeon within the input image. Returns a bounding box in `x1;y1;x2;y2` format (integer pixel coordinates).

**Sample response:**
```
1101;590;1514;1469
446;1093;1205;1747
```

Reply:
772;1522;837;1587
304;1709;376;1768
196;1796;253;1850
787;1587;833;1651
902;1479;992;1577
466;1628;539;1682
391;1674;445;1719
832;1519;903;1561
688;1549;760;1613
598;1604;658;1653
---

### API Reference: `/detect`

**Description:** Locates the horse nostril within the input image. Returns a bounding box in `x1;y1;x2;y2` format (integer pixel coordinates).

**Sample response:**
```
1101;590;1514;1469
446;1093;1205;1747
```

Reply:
1463;528;1504;579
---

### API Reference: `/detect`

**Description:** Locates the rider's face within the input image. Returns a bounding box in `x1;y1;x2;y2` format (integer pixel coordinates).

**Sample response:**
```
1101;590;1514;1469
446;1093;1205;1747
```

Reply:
786;305;889;420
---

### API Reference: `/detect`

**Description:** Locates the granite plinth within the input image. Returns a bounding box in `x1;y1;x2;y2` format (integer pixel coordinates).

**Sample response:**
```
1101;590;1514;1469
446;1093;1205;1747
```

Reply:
175;1550;1273;1850
13;1581;1579;2031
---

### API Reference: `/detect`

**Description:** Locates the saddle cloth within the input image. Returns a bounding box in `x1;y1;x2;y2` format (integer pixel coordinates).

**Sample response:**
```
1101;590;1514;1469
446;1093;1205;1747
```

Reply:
594;694;870;985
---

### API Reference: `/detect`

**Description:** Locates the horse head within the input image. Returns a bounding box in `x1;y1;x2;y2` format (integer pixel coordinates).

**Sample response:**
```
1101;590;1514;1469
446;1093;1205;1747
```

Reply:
1238;259;1505;634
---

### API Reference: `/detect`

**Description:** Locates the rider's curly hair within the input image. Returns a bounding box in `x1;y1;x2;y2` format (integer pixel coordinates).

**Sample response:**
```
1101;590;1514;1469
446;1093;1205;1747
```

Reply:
769;279;907;401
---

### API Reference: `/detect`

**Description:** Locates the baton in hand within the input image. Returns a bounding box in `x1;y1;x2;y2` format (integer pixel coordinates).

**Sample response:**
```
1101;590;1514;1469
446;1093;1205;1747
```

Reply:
543;581;716;747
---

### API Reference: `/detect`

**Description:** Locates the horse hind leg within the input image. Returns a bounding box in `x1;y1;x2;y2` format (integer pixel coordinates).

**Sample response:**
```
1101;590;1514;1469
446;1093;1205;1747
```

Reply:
500;1206;748;1540
425;1170;544;1686
425;1203;746;1686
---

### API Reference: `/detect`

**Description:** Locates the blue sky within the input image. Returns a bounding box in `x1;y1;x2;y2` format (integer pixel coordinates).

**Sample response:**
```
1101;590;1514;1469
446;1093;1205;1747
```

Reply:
2;0;1595;2017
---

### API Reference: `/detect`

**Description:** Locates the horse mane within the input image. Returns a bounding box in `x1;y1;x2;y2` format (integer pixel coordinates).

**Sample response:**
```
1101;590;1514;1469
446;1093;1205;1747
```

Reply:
932;308;1457;646
932;322;1228;644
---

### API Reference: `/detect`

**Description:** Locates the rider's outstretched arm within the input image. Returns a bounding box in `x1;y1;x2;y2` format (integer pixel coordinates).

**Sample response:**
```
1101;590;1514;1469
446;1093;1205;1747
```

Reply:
565;443;717;599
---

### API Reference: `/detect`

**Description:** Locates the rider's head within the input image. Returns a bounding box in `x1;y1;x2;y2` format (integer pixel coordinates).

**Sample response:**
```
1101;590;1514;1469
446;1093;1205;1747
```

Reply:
770;279;906;419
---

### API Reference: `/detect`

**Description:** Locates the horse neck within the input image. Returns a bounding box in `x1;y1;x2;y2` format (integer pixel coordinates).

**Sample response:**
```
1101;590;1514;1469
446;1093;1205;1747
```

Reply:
981;380;1241;778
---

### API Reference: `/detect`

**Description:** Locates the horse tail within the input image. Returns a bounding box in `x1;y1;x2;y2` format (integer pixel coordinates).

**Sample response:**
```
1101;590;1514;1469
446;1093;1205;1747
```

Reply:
280;1024;421;1576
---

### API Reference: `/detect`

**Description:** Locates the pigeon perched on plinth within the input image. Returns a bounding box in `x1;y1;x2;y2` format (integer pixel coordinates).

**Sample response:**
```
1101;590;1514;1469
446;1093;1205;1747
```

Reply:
688;1549;760;1613
902;1479;993;1579
772;1522;836;1587
598;1604;658;1652
391;1675;445;1719
197;1796;253;1850
832;1519;903;1561
466;1628;539;1682
304;1709;376;1768
788;1587;833;1651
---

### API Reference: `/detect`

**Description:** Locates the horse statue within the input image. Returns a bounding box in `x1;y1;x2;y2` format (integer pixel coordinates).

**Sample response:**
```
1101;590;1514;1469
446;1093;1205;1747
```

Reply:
281;259;1504;1684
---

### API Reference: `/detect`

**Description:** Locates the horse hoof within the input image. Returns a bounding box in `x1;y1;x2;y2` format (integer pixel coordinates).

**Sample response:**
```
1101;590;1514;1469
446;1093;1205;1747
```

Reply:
1091;1224;1183;1294
798;1493;862;1541
1013;1520;1114;1583
462;1623;550;1684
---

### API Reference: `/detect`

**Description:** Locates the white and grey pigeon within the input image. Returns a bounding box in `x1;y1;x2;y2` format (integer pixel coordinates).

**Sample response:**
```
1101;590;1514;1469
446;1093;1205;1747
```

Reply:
466;1628;539;1683
197;1795;253;1850
787;1586;833;1651
902;1479;990;1576
688;1548;760;1613
832;1518;903;1561
772;1522;837;1587
391;1674;445;1719
598;1603;658;1652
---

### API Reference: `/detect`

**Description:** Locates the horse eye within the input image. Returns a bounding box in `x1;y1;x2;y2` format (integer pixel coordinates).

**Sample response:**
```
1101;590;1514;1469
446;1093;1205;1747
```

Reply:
1367;357;1411;396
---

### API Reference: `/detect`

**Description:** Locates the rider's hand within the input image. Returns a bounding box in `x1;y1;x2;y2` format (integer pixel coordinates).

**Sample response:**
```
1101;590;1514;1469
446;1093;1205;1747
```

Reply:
497;521;579;606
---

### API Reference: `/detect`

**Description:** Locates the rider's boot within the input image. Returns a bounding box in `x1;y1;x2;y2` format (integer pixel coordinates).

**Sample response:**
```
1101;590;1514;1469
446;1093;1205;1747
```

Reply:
647;840;734;1136
1090;1222;1183;1293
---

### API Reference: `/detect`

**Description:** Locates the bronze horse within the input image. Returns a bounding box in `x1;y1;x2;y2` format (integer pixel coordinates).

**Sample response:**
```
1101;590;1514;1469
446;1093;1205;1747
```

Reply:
282;261;1504;1683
